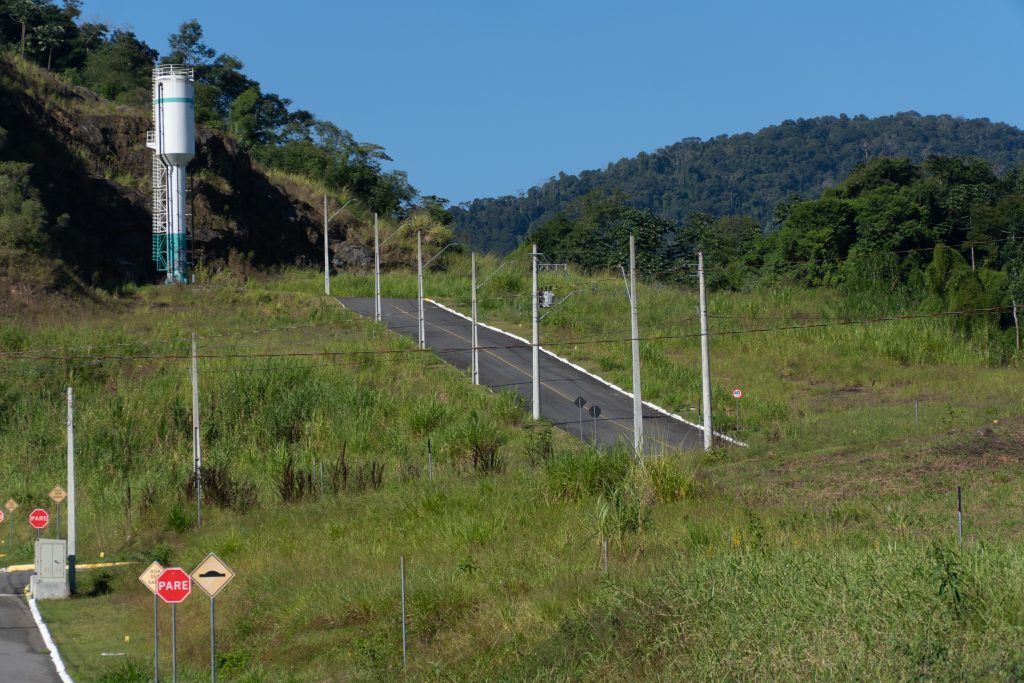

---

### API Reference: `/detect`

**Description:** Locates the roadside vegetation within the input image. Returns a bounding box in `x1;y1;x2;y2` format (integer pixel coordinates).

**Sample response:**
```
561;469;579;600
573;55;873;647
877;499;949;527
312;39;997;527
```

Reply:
0;264;1016;681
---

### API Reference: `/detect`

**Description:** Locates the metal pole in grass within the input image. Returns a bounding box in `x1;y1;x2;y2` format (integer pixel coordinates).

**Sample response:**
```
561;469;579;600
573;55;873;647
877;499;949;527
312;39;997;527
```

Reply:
172;603;178;682
427;438;433;483
66;386;76;594
957;486;963;546
400;555;408;670
531;244;540;420
154;593;159;683
210;596;216;682
471;252;479;385
374;213;382;322
601;538;608;574
192;333;202;529
698;252;714;451
628;234;644;457
417;231;425;349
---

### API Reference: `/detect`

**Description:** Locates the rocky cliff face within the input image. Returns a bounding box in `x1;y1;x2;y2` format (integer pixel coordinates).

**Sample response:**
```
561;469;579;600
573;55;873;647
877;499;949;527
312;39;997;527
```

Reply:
0;57;328;287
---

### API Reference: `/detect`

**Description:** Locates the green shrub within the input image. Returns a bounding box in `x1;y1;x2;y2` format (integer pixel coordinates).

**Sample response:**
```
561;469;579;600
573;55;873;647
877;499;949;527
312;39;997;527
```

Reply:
545;447;631;500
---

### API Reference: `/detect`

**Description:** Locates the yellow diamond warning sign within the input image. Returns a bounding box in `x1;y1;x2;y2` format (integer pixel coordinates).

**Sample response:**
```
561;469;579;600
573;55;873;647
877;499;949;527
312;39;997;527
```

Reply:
190;553;235;598
48;486;67;504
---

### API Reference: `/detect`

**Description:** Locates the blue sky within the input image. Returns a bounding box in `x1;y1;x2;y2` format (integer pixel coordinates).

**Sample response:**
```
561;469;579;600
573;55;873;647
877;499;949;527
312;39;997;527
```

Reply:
81;0;1024;204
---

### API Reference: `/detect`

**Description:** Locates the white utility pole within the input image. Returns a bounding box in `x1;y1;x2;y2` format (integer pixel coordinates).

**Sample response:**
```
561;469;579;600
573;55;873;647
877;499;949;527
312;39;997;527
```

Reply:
471;252;479;384
66;386;76;594
698;252;713;451
323;194;330;296
374;213;382;322
191;332;202;527
417;231;425;349
532;244;540;420
629;235;644;456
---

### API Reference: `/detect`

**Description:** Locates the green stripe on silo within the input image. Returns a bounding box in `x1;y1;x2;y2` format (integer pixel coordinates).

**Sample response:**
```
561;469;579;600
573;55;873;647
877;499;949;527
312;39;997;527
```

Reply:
155;97;194;104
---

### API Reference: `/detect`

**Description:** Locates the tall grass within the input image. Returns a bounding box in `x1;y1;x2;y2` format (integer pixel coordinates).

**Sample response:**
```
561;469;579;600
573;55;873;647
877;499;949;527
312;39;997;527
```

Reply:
16;268;1024;681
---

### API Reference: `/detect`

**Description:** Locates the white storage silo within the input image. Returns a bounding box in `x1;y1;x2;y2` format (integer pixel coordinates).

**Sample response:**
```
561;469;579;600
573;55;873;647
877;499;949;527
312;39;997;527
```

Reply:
146;65;195;284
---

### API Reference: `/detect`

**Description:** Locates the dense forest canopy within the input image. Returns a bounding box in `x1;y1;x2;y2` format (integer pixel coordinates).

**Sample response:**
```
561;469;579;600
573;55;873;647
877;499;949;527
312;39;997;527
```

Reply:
526;155;1024;357
0;0;441;219
455;113;1024;254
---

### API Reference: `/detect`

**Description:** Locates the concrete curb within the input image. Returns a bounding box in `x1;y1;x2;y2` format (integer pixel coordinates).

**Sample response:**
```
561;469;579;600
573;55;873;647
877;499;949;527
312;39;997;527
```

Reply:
426;298;748;447
28;597;73;683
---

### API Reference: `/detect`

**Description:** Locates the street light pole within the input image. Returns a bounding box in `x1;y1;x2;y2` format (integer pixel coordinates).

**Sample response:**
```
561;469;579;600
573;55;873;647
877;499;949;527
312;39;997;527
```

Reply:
629;234;643;457
323;195;357;297
532;244;540;420
374;213;381;322
323;195;329;296
471;252;479;384
698;251;714;451
417;231;425;349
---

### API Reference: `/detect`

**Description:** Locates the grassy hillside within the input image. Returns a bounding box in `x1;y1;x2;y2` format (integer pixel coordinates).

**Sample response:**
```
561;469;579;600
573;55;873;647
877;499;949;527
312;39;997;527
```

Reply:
10;265;1024;681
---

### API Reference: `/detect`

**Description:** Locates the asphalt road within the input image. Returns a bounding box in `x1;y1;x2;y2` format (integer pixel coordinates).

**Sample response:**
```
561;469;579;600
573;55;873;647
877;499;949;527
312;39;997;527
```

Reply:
335;297;704;454
0;571;60;683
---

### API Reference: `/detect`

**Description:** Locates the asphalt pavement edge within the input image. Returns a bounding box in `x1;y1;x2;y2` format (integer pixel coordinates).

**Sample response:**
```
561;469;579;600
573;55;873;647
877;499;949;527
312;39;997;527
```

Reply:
28;596;73;683
424;298;748;447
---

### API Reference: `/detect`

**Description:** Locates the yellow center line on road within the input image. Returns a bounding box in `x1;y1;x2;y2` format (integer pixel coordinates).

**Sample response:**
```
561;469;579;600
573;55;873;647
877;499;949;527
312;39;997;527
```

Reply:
387;301;673;450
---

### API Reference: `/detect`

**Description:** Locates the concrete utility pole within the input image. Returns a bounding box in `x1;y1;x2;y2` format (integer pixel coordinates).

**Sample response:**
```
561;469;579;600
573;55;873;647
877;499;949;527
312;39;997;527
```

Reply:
531;244;540;420
323;194;330;296
629;235;644;456
374;213;382;322
191;332;202;528
471;252;479;384
417;231;425;349
698;252;714;451
66;387;76;594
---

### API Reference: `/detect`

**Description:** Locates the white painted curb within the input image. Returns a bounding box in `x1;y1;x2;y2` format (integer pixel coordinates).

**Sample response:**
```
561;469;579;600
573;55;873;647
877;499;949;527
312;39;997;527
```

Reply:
29;597;74;682
425;298;747;447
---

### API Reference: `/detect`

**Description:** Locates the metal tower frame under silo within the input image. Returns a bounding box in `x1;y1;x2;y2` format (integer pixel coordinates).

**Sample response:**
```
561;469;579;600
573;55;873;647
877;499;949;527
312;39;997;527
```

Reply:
146;64;194;284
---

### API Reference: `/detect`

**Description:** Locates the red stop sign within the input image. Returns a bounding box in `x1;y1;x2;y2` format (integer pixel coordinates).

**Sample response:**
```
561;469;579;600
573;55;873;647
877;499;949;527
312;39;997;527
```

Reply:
0;510;5;523
156;568;192;604
28;509;48;529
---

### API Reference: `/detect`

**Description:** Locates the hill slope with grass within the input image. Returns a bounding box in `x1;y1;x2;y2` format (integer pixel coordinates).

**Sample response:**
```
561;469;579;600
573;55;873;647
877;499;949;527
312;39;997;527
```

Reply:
2;264;1021;681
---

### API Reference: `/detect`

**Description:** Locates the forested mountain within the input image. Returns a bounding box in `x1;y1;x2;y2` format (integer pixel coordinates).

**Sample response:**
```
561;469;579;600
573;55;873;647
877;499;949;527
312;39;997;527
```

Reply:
454;113;1024;254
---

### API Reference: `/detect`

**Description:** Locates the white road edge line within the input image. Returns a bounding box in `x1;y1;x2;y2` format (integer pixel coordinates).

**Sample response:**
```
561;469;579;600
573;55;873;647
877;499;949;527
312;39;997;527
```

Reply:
425;298;748;447
29;596;74;683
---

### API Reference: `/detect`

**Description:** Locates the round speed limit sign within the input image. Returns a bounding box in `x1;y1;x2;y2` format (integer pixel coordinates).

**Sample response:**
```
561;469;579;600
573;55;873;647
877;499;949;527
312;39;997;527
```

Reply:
732;388;743;399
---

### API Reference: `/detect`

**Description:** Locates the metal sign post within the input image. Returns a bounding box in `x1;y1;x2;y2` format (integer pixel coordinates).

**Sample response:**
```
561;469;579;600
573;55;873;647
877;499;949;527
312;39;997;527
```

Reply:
732;389;743;431
5;499;17;550
156;567;192;682
191;553;236;683
588;405;601;443
139;561;164;682
574;396;587;438
49;486;66;539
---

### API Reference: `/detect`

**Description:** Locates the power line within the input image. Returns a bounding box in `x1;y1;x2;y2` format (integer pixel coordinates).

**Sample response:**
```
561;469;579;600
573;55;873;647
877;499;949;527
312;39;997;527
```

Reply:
1;304;1009;365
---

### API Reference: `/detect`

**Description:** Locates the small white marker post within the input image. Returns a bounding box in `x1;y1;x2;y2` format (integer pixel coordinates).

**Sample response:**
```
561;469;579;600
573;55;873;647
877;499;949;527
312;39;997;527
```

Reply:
957;486;963;546
400;555;408;670
427;438;433;483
